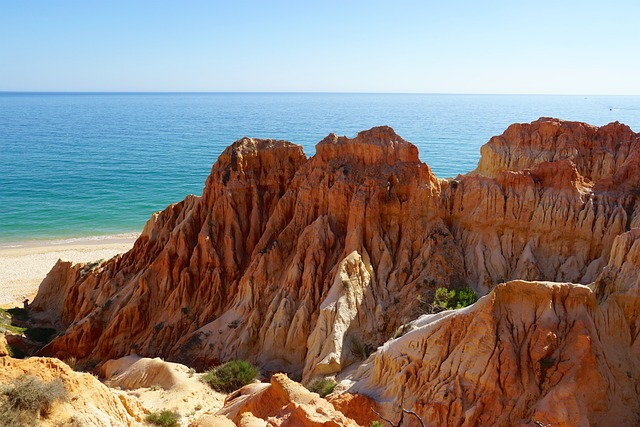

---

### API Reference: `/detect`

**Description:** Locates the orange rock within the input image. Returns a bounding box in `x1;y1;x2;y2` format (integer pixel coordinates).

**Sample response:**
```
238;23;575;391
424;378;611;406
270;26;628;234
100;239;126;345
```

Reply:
24;120;640;426
32;127;461;380
216;373;359;426
349;280;640;426
191;414;237;427
327;392;378;427
593;228;640;298
474;117;637;182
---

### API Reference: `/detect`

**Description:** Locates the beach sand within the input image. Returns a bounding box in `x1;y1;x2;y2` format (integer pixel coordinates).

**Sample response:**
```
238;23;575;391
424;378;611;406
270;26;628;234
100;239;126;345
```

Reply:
0;234;137;308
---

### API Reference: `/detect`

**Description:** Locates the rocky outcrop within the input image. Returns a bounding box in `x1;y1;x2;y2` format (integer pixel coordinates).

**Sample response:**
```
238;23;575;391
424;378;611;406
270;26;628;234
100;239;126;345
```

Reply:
0;334;8;357
326;393;379;427
33;127;464;380
443;159;628;293
473;117;638;183
349;279;640;426
592;228;640;298
0;356;145;426
30;119;640;400
442;117;639;293
215;373;360;427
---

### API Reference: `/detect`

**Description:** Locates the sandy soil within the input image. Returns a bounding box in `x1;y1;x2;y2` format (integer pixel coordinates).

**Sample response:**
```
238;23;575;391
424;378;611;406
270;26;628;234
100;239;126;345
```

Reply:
101;355;227;424
0;234;137;308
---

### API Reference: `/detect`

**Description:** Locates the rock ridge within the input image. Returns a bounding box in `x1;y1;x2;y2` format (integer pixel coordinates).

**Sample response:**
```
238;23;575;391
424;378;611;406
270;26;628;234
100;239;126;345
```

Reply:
25;120;640;426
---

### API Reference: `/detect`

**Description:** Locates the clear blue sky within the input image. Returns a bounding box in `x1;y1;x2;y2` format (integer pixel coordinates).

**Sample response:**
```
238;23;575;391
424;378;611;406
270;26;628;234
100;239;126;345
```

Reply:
1;0;638;94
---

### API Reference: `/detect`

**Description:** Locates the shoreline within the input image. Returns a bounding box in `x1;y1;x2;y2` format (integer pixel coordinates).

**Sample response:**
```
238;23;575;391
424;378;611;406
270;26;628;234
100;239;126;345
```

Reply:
0;232;141;249
0;233;138;308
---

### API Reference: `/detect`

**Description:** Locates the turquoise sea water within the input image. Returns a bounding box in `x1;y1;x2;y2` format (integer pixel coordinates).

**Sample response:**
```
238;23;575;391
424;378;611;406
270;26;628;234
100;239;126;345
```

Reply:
1;93;639;244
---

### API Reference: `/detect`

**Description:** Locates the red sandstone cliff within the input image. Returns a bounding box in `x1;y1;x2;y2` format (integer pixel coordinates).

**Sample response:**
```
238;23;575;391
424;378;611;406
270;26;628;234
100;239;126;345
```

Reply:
349;228;640;426
27;118;640;426
32;127;464;379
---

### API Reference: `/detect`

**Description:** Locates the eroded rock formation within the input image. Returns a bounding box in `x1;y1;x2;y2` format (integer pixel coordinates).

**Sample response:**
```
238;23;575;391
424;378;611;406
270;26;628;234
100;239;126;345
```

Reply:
33;127;465;379
0;357;145;426
215;373;359;426
349;276;640;425
27;118;640;426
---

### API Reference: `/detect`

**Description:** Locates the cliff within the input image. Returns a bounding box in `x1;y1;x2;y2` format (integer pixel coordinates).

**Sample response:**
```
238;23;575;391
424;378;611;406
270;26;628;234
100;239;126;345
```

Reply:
473;117;638;183
32;126;465;380
350;279;640;425
346;228;640;426
26;118;640;425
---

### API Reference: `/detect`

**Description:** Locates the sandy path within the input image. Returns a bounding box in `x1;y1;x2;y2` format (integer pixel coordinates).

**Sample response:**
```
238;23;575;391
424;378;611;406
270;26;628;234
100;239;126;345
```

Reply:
0;234;137;307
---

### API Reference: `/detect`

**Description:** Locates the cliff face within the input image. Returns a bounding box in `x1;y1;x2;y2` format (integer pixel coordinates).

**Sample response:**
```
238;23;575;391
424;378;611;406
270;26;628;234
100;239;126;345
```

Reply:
33;127;464;380
31;119;639;398
444;159;628;293
349;228;640;426
444;118;639;293
473;117;638;183
350;278;640;426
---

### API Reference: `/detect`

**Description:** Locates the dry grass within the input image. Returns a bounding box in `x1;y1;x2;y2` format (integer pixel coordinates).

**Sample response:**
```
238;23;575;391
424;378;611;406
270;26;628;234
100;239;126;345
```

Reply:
0;375;67;426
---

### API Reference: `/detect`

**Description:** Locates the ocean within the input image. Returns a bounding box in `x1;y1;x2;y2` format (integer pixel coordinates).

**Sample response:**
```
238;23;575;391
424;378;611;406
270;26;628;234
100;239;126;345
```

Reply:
1;93;639;244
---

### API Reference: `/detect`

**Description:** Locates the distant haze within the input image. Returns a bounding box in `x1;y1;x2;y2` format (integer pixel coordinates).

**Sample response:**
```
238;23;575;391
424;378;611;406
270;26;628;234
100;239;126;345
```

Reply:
1;1;639;94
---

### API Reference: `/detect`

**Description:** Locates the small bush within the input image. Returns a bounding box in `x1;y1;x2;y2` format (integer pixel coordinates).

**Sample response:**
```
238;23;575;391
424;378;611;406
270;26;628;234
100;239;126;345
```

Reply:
202;360;258;393
0;308;27;334
306;377;336;397
0;375;67;422
433;287;478;310
393;323;409;339
146;409;179;427
371;421;383;427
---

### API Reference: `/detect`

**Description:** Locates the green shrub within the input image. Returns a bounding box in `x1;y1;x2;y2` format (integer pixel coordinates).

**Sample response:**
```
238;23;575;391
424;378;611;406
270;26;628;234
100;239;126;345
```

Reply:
0;375;67;424
202;360;258;393
0;308;27;335
306;377;336;397
370;421;384;427
433;286;477;310
146;409;179;427
64;356;78;371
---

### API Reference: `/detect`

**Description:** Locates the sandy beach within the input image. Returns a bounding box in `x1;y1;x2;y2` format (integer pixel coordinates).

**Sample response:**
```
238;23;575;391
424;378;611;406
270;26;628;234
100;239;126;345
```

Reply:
0;234;137;308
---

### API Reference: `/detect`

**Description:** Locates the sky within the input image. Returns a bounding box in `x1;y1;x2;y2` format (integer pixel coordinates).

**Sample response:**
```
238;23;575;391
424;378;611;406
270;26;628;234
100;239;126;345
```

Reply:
1;0;639;94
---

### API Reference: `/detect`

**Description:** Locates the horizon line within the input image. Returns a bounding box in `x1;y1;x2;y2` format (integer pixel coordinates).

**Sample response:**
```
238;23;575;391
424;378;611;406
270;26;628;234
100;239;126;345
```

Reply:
1;90;639;97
